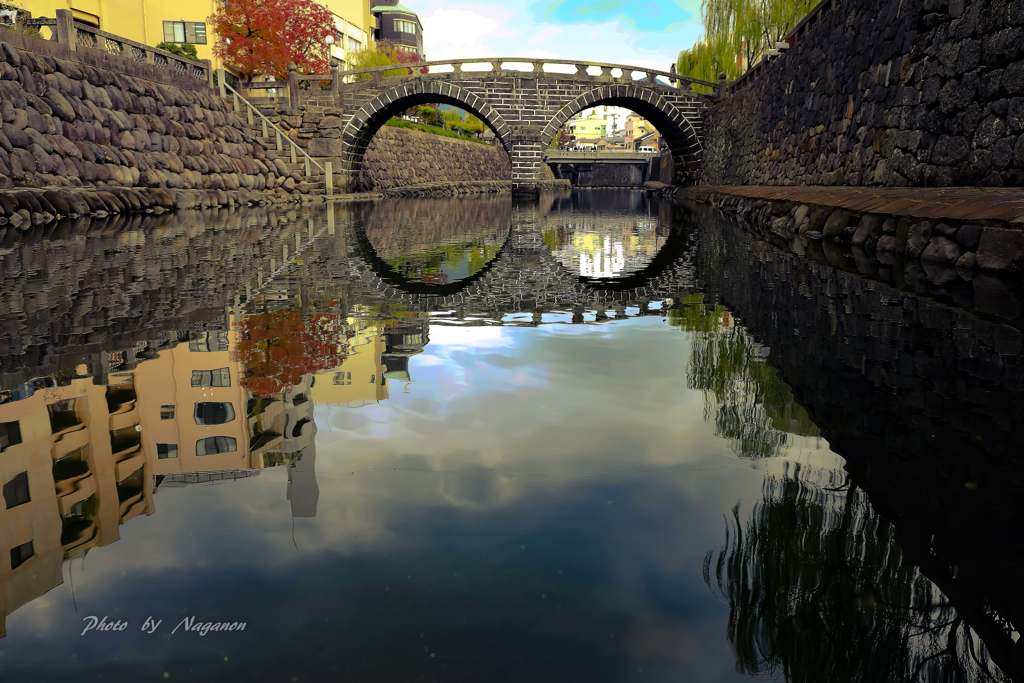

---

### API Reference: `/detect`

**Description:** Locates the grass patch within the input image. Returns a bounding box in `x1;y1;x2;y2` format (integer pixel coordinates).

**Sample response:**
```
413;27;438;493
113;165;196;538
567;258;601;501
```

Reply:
385;118;491;145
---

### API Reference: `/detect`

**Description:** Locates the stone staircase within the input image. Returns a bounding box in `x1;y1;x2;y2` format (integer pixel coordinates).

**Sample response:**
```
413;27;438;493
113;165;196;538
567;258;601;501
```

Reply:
221;91;329;196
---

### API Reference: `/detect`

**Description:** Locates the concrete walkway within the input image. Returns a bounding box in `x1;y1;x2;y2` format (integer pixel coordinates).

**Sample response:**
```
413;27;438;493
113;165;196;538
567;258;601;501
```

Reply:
686;186;1024;224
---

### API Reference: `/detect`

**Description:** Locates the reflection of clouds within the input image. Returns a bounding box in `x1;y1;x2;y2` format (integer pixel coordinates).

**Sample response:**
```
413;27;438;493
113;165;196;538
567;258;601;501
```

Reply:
3;318;837;683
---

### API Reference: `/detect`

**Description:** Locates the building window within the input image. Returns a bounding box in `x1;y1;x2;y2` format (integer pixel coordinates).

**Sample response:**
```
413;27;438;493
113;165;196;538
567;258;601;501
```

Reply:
189;331;228;352
394;44;417;54
10;540;33;570
157;443;178;459
162;20;207;45
191;368;230;387
3;472;30;509
0;420;22;452
346;36;362;51
333;371;351;386
196;436;237;456
394;18;416;34
160;404;176;420
194;402;236;425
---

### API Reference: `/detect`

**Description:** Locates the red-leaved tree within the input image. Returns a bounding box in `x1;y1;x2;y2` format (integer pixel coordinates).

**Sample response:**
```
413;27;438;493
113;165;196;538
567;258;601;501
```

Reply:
238;309;346;396
210;0;335;80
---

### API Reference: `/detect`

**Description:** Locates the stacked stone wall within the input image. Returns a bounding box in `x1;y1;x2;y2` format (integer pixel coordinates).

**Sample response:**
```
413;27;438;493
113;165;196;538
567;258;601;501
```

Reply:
703;0;1024;187
0;29;300;227
361;126;511;190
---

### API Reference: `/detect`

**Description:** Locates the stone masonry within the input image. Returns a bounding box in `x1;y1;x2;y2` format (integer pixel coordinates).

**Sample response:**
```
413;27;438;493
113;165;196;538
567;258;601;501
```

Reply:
292;69;711;192
360;125;510;190
703;0;1024;187
0;28;302;228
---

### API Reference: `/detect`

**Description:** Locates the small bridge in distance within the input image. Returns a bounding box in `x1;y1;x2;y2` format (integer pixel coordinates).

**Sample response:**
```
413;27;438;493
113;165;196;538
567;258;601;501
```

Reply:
286;58;718;193
543;150;661;164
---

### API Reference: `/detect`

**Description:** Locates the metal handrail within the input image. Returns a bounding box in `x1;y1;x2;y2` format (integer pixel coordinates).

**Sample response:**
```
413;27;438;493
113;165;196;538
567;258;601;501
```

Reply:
221;78;326;182
318;57;719;92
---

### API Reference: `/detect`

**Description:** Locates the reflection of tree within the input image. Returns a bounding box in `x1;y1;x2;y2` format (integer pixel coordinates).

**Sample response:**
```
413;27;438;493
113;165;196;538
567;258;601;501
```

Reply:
669;294;817;458
706;462;1010;682
386;241;501;284
238;309;346;396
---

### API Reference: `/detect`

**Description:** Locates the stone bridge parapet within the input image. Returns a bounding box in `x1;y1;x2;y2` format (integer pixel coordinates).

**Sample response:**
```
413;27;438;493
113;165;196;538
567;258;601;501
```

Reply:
288;58;716;193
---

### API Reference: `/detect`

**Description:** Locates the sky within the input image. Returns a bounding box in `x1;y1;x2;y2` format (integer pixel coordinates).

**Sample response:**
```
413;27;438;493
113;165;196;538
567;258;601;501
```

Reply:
412;0;704;73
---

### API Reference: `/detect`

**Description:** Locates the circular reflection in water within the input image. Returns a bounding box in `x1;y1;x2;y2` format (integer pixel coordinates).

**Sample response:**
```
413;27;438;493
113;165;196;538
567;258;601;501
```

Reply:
362;198;511;286
542;211;670;280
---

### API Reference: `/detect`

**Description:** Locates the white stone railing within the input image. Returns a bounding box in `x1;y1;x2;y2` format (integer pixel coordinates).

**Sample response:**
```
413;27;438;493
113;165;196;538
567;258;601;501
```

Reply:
301;58;720;94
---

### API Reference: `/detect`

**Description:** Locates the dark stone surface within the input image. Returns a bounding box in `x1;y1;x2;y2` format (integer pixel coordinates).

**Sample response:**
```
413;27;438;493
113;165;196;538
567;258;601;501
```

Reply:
703;0;1024;188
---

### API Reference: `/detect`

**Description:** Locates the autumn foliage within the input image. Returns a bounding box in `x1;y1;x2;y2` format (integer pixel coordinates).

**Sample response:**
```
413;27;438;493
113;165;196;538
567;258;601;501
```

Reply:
238;309;346;396
210;0;335;80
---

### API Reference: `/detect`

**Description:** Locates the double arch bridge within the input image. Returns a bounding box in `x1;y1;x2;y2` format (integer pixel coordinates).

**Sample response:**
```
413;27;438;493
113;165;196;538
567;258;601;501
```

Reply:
291;58;718;192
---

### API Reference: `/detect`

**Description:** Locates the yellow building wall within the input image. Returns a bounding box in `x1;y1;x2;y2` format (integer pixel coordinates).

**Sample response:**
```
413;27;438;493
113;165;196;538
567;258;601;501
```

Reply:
134;340;252;476
571;114;607;141
20;0;374;71
312;320;388;406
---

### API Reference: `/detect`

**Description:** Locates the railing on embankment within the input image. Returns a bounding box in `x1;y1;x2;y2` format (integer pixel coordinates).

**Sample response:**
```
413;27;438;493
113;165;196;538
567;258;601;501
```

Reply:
30;9;212;85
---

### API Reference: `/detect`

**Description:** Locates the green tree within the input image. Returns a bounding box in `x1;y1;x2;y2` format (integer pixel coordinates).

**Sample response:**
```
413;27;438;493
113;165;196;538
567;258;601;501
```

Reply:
157;42;199;60
348;43;422;80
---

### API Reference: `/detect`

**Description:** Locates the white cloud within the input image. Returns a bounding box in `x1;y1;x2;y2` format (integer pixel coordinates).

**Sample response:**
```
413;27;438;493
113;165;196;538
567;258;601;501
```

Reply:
416;1;701;71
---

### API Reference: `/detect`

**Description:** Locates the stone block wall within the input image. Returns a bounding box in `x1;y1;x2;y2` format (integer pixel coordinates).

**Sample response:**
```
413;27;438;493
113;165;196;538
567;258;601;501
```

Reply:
703;0;1024;187
360;126;510;190
0;29;297;206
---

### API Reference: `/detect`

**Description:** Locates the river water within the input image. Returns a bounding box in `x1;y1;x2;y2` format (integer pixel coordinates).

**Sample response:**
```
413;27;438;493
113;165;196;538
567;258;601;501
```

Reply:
0;191;1021;682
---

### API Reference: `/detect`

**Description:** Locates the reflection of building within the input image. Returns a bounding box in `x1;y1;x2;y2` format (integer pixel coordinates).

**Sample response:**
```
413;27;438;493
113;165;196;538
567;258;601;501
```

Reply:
0;323;321;637
372;3;424;58
548;217;666;279
313;317;388;407
312;312;429;406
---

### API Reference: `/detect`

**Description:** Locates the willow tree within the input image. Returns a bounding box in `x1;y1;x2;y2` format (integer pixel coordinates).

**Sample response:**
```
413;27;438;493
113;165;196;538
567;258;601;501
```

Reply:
677;0;820;82
669;294;817;459
706;463;1011;682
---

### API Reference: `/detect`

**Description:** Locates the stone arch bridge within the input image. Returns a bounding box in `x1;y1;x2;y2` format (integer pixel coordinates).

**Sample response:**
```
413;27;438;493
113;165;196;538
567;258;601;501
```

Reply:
290;58;717;193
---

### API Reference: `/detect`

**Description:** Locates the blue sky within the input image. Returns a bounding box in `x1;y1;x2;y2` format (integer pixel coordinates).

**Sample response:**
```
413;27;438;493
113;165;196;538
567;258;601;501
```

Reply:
413;0;704;72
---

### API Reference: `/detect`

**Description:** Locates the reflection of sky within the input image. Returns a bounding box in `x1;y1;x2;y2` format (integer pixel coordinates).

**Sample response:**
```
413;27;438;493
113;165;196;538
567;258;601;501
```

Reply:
0;318;834;682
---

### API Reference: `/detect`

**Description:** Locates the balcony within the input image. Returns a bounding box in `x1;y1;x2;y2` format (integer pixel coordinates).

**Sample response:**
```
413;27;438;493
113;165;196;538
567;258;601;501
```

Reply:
52;426;89;459
109;405;140;431
61;496;99;552
48;401;82;434
110;427;141;458
106;385;137;414
116;469;147;521
53;450;92;497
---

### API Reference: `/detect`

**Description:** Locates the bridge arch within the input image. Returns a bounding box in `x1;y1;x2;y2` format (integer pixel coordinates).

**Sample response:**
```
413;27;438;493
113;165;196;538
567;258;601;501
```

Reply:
339;80;514;190
537;84;705;186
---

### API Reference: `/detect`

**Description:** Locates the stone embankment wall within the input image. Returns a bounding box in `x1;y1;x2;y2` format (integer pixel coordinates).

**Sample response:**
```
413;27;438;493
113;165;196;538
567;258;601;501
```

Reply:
692;213;1024;660
274;99;512;191
682;190;1023;320
703;0;1024;187
361;126;511;190
0;29;300;229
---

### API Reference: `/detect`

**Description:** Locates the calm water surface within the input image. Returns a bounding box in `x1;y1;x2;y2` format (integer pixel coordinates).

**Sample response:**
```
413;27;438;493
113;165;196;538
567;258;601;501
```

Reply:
0;191;1021;682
